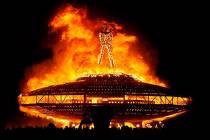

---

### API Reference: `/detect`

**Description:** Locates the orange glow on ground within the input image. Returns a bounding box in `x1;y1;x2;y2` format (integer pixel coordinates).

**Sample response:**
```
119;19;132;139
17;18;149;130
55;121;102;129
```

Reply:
141;110;188;128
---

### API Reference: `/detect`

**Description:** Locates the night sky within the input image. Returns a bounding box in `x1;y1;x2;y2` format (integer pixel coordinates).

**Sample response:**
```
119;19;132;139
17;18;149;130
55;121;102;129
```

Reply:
1;0;201;128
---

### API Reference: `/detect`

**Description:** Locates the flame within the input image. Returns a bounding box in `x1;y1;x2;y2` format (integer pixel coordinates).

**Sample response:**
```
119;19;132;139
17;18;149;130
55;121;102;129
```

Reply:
22;4;167;93
19;106;81;128
142;110;188;128
108;110;188;129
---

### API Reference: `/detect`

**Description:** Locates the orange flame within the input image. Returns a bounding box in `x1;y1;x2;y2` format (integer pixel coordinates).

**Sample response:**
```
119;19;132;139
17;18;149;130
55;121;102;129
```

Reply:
19;106;80;128
22;4;167;93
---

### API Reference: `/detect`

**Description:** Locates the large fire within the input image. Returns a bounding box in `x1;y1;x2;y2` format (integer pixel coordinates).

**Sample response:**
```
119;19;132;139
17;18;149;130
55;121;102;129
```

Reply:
22;4;166;93
16;4;182;129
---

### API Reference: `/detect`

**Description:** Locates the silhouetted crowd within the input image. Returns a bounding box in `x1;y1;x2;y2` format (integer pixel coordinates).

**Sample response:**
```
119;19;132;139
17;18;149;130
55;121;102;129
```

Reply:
0;123;194;140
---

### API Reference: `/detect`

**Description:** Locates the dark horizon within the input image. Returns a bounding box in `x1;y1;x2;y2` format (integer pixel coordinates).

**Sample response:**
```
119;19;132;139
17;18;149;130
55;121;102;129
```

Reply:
1;0;200;129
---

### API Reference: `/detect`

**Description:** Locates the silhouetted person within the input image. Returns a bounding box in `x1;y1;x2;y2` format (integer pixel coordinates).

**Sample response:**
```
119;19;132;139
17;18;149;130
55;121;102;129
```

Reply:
47;122;56;129
90;105;113;129
79;117;93;129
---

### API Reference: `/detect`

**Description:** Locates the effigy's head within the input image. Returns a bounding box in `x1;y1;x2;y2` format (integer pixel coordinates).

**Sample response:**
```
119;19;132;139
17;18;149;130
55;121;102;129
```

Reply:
102;23;111;33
